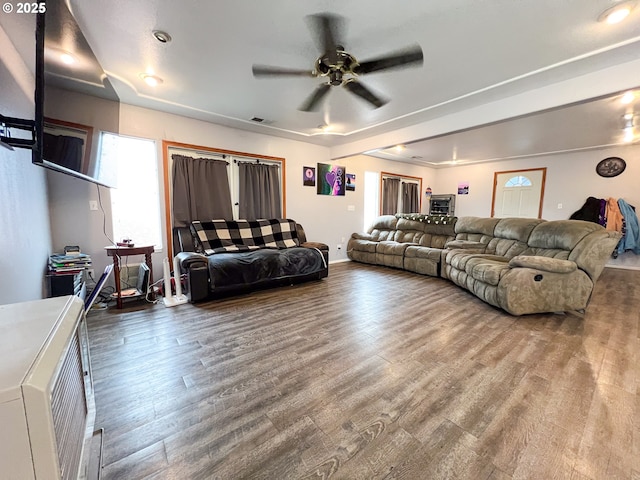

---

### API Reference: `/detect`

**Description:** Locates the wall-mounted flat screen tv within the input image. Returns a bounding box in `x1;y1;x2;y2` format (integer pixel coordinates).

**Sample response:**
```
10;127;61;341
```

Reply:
32;0;120;188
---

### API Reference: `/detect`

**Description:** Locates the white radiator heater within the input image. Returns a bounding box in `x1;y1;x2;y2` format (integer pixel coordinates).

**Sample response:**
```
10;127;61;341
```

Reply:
0;296;95;479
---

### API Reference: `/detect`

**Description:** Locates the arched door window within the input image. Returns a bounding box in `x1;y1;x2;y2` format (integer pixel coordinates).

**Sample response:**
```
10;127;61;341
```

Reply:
505;175;533;187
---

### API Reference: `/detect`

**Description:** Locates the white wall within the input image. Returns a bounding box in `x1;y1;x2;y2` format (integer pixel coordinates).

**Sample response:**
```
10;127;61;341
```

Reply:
435;144;640;267
45;89;119;281
44;101;434;279
47;93;640;273
119;104;434;263
0;26;52;304
435;145;640;219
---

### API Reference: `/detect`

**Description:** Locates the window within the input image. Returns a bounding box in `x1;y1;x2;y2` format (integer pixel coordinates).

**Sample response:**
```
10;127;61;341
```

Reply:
163;141;285;256
363;171;380;230
99;133;163;249
505;175;533;187
166;145;284;220
380;172;422;215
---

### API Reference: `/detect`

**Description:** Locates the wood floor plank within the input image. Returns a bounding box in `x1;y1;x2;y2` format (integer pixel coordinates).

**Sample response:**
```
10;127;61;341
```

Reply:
86;262;640;479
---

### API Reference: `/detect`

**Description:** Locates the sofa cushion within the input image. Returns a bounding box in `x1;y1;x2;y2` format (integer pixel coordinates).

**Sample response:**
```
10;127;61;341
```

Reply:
454;217;500;244
446;252;510;286
369;215;397;232
191;218;299;255
206;247;326;289
405;245;443;261
527;220;602;250
494;218;545;242
377;241;412;256
394;218;425;244
446;239;487;250
484;218;545;259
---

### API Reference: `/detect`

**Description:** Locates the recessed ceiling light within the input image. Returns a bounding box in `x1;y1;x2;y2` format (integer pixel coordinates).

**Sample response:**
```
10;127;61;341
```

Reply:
140;73;163;86
598;1;636;23
394;145;406;152
152;30;172;43
621;91;636;104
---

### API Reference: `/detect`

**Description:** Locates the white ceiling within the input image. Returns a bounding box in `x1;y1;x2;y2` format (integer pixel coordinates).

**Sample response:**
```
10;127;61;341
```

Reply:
6;0;639;165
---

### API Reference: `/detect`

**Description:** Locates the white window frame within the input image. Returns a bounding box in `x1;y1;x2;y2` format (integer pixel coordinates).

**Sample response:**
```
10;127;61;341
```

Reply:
99;132;163;251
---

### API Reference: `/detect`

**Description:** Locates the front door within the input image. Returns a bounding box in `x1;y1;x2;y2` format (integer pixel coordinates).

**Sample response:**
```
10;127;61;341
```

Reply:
491;168;546;218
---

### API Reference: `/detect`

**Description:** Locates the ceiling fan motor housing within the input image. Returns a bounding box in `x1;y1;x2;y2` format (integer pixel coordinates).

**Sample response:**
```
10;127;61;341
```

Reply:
316;49;358;85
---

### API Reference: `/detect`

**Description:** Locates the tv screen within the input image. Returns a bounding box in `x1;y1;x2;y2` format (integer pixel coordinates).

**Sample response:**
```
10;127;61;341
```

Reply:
32;0;120;188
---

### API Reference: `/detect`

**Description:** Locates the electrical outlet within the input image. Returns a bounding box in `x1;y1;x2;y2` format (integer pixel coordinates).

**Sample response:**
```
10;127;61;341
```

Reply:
89;200;98;211
337;244;342;250
557;203;563;209
86;269;95;279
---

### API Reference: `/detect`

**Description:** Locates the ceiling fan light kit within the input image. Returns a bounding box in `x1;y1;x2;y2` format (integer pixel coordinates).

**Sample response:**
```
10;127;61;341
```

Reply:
252;13;424;112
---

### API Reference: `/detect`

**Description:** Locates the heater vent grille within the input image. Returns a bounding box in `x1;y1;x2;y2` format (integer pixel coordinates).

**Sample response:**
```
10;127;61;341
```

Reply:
51;330;87;479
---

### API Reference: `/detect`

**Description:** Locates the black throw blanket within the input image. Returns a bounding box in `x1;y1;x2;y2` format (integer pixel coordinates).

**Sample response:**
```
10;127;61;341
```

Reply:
207;247;325;290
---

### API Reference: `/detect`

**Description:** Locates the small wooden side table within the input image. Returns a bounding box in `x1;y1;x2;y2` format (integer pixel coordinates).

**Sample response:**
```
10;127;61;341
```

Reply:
105;245;154;309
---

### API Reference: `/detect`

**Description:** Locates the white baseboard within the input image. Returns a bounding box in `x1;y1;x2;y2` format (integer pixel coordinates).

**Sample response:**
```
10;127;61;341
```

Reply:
329;258;352;265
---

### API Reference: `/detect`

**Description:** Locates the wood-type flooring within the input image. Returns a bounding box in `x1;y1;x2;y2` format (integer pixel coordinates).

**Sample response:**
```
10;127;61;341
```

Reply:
86;262;640;479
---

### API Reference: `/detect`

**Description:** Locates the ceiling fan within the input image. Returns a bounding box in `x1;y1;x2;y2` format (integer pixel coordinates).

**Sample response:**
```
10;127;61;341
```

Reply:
252;13;424;112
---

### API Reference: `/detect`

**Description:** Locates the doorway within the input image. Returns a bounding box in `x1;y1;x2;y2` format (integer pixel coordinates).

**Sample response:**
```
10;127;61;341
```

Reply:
491;168;546;218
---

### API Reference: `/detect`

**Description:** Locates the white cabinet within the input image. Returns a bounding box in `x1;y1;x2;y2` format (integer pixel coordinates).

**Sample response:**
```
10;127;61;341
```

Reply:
0;296;94;479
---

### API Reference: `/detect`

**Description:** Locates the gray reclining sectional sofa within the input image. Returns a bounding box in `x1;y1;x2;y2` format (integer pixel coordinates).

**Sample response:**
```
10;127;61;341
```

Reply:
347;214;620;315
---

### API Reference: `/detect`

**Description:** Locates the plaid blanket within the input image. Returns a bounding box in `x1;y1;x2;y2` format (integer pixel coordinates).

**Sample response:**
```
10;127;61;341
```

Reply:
191;218;300;255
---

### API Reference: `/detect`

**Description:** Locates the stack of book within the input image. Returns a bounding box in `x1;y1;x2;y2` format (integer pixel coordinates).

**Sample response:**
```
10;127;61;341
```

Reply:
48;253;92;275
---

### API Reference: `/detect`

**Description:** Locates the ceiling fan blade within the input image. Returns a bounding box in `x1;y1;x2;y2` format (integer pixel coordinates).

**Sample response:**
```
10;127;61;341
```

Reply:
252;65;315;77
354;45;424;75
299;83;331;112
344;80;388;108
307;13;345;54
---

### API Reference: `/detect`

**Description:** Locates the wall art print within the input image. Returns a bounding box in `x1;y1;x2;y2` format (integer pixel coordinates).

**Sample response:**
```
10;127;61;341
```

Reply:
303;166;316;186
458;181;470;195
317;163;346;196
346;173;356;191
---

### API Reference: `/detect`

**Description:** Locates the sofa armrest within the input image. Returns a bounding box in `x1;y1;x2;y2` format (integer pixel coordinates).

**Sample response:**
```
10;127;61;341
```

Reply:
445;239;487;251
300;241;328;250
351;232;374;241
176;252;209;302
300;242;329;267
509;255;577;273
176;251;208;270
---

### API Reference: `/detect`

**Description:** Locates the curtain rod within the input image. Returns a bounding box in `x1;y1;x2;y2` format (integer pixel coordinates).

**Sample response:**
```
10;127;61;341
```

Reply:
383;175;419;184
169;146;277;164
43;123;87;135
234;158;280;165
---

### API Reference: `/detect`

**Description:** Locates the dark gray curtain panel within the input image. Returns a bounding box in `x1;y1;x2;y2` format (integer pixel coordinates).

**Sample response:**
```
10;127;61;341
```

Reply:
402;182;420;213
171;154;233;228
382;177;401;215
238;162;282;220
